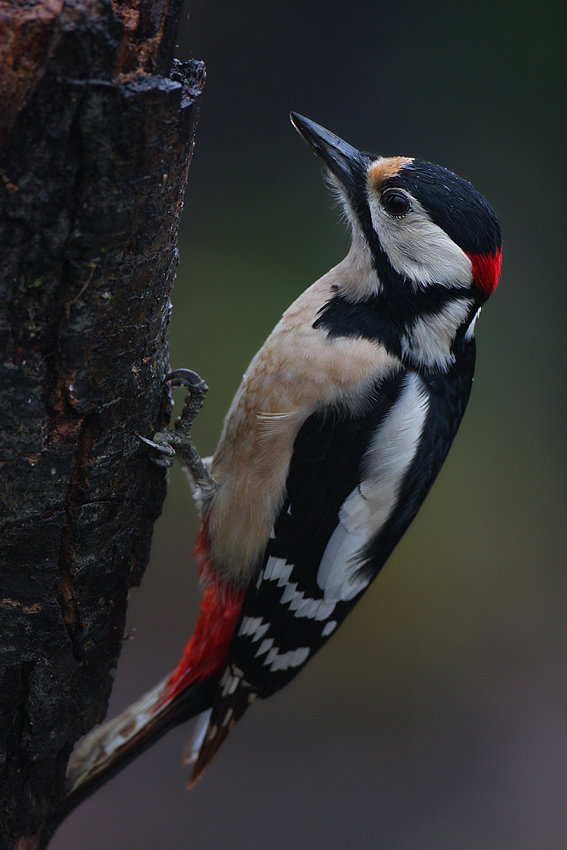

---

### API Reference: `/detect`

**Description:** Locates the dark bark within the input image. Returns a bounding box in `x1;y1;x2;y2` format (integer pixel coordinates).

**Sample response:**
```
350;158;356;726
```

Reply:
0;2;204;846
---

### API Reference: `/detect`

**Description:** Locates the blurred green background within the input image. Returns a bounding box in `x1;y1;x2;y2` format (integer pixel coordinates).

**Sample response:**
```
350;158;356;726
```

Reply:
55;2;567;848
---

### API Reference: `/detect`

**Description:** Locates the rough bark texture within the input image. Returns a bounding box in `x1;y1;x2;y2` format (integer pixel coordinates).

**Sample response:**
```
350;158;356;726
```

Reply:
0;2;204;846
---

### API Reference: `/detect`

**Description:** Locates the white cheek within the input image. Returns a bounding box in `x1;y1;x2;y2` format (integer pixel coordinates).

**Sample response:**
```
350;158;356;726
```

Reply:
367;196;473;289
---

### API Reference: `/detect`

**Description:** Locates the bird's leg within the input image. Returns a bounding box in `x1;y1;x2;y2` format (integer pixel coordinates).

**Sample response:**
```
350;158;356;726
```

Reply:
138;369;215;493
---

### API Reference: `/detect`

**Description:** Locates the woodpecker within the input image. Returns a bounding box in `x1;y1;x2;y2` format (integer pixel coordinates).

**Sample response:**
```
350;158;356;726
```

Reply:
63;114;502;805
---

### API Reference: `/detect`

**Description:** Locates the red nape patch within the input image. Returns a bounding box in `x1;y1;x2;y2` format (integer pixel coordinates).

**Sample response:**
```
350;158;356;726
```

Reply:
466;249;502;298
157;523;244;708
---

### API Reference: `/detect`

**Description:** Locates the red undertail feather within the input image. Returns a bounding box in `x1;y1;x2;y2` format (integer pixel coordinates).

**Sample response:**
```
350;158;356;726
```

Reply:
467;248;502;298
157;522;244;708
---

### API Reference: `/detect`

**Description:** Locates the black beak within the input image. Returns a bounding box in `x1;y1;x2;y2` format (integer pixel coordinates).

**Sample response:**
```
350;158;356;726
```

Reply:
290;113;369;197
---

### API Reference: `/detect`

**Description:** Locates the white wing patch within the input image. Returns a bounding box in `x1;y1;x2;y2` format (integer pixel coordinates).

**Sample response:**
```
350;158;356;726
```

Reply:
262;554;338;620
316;522;371;601
317;371;429;600
238;611;313;670
238;616;270;642
253;635;310;671
264;646;310;672
359;371;429;534
263;557;293;585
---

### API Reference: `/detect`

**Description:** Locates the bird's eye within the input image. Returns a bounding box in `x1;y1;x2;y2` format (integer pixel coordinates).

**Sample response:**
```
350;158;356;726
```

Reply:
382;191;411;217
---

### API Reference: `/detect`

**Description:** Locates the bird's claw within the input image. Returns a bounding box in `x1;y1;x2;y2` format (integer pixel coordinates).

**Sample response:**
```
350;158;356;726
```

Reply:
166;369;208;393
137;432;177;467
137;433;176;456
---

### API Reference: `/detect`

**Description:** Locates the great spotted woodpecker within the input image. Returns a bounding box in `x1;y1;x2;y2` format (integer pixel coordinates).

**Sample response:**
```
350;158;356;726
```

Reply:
64;114;502;804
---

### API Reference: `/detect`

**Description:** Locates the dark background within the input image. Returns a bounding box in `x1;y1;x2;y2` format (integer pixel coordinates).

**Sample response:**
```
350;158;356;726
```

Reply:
54;2;567;848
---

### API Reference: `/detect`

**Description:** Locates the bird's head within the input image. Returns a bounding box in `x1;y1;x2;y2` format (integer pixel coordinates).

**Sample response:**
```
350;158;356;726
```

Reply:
291;113;502;371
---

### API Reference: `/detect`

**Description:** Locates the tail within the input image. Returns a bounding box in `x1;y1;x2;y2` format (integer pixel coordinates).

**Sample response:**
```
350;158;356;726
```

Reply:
186;665;258;786
56;524;245;823
57;674;217;823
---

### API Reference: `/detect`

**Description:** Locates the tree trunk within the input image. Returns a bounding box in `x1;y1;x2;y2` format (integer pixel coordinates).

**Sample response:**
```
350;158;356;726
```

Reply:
0;2;203;846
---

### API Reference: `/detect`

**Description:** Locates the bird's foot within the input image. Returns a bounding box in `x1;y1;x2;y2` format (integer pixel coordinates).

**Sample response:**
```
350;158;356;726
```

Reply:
138;369;214;489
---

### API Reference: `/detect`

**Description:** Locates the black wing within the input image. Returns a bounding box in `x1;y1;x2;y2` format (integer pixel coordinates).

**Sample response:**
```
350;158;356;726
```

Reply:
219;340;476;697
